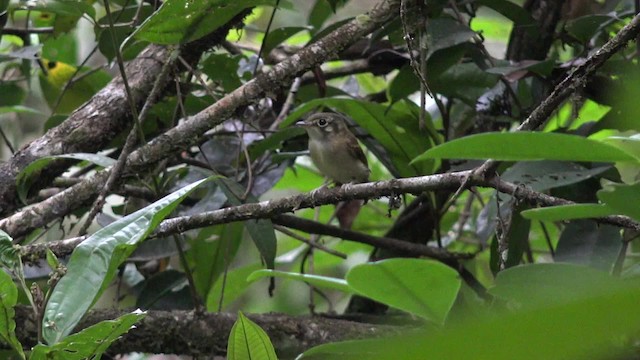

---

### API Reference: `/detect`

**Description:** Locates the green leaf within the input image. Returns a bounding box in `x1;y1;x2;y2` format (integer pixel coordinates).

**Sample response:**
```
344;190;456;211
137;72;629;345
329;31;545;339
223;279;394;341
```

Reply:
227;312;278;360
262;26;310;55
45;248;60;272
133;0;276;45
97;4;154;62
201;54;246;90
566;15;616;43
0;230;18;269
216;178;276;270
42;178;211;344
247;126;306;160
0;83;26;107
602;135;640;161
32;311;145;360
521;204;616;222
299;281;640;359
0;105;42;115
412;132;637;163
489;263;626;308
388;64;419;104
188;223;243;300
247;269;352;293
555;221;620;270
597;182;640;221
206;263;262;311
426;18;476;57
476;0;536;35
0;270;24;359
16;153;116;205
346;259;461;323
135;270;190;310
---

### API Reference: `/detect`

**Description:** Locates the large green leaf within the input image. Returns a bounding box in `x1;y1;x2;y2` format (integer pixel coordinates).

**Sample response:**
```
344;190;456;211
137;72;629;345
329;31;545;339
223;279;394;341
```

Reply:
412;132;637;163
476;0;536;34
346;259;461;323
132;0;279;45
187;223;243;300
598;182;640;221
206;263;262;311
0;230;18;268
554;221;620;271
16;153;116;204
216;179;276;270
247;269;352;293
227;312;278;360
489;263;627;307
426;18;476;57
0;270;24;359
281;97;435;177
299;280;640;359
42;178;211;344
521;204;616;222
262;26;310;55
32;311;145;360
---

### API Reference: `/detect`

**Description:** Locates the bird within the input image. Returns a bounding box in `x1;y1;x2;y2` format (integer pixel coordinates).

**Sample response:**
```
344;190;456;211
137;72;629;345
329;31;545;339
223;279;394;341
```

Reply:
297;112;370;185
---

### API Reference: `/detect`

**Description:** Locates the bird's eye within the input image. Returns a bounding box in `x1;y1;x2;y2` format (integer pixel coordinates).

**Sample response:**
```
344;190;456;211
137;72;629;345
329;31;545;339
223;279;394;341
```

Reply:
317;118;328;127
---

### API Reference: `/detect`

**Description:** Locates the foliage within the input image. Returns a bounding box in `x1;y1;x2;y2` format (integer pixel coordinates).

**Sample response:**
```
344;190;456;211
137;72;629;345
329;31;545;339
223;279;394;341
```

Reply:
0;0;640;358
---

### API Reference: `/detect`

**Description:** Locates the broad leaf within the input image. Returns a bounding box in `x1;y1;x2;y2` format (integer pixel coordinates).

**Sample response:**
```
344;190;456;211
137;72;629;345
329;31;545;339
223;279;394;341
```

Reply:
216;178;276;270
521;204;616;222
0;270;24;359
16;153;116;204
412;132;636;163
598;182;640;221
33;311;145;360
187;223;243;300
262;26;310;55
346;259;461;323
299;280;640;359
206;263;262;311
133;0;281;45
227;312;277;360
42;178;211;344
489;263;626;307
554;221;621;271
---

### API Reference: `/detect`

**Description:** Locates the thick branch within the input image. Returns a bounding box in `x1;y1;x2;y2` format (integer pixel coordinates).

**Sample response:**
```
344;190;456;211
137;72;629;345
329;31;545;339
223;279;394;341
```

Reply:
13;306;401;358
19;172;640;264
0;0;402;239
0;12;249;217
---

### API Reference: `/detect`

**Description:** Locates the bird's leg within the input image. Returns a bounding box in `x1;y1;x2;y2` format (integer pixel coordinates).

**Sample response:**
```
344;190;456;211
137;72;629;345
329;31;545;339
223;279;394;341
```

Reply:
310;179;331;203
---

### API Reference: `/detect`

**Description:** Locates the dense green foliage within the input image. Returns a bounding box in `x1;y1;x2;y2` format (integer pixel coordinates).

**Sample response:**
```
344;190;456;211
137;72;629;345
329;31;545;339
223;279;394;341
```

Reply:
1;0;640;359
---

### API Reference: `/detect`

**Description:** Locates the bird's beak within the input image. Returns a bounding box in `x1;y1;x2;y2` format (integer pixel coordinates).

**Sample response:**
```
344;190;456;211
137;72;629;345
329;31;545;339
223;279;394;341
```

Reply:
295;121;309;128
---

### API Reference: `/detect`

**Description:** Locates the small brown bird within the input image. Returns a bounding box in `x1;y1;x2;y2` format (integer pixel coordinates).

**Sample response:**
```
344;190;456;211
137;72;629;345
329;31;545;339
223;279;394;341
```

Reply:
298;112;370;184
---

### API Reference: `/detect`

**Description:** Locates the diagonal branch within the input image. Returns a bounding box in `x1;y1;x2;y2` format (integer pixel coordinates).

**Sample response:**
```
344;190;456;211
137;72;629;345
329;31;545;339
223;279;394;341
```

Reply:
0;0;402;239
19;172;640;264
0;11;251;217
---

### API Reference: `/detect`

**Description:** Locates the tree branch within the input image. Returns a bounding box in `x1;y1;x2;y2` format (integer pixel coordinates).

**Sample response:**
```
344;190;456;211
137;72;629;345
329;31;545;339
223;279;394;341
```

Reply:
19;172;640;264
0;11;251;217
13;306;402;358
0;0;402;239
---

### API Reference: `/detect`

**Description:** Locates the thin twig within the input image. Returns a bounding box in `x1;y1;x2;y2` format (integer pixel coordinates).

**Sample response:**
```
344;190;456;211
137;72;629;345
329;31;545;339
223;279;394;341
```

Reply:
539;221;555;257
173;234;204;312
253;0;281;76
78;49;180;235
270;77;302;130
